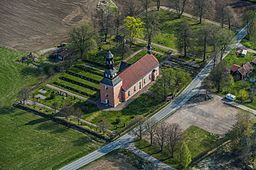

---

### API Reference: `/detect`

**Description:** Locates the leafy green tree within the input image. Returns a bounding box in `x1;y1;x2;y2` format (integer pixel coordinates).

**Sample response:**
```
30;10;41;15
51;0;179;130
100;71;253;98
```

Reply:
179;141;192;168
215;29;234;59
69;22;97;59
124;16;145;46
207;61;232;92
237;89;249;104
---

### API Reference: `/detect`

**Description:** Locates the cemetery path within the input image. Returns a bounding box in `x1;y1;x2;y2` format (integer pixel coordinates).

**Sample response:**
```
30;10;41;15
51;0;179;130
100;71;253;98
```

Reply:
45;84;96;104
134;38;178;54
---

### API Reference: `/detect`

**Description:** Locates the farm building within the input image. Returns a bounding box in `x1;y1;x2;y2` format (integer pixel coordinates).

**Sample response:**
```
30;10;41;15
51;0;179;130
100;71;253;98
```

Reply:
230;62;254;80
100;50;160;107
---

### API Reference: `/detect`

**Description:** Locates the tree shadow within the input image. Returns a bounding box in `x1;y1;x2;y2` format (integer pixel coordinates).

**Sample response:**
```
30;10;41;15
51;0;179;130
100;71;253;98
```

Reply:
35;120;68;134
72;136;93;146
0;106;16;115
20;67;42;77
25;118;48;125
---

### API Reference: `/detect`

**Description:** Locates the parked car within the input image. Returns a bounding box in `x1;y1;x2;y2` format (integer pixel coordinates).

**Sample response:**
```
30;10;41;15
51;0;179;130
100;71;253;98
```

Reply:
225;93;236;101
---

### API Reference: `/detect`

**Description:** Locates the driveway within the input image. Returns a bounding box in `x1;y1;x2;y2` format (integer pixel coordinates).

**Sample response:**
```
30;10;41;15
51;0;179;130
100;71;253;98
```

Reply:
165;95;238;135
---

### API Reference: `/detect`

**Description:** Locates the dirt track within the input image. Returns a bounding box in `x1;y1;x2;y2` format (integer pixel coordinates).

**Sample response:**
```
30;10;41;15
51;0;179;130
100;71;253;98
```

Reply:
0;0;98;51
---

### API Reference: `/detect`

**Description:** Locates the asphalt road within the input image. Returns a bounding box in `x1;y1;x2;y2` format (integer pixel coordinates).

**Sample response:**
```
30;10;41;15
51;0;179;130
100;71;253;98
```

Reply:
60;24;248;170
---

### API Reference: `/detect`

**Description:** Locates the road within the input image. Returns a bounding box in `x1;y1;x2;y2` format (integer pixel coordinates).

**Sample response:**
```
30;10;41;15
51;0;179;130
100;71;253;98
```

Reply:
60;23;249;170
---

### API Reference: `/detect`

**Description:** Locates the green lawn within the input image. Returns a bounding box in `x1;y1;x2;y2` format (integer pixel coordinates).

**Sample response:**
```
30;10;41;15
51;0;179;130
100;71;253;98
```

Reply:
241;37;256;50
224;50;255;67
0;48;101;169
135;126;218;168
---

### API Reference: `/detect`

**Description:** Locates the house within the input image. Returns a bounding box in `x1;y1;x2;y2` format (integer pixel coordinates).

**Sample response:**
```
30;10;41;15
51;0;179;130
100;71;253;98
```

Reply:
49;48;73;62
236;47;248;57
231;62;253;80
100;49;160;107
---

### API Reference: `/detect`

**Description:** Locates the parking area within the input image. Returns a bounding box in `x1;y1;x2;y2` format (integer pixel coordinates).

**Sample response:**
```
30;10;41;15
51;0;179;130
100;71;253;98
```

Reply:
165;95;239;135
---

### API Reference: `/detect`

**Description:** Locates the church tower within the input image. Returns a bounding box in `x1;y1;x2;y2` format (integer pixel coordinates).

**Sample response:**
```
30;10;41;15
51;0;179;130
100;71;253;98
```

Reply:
100;51;123;107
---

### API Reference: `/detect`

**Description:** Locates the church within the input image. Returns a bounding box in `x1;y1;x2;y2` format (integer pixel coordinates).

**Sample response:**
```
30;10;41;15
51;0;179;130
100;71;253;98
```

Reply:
100;47;160;107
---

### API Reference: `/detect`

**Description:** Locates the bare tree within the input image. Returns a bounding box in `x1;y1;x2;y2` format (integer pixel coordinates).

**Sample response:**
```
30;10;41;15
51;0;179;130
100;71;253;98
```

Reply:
176;22;192;57
155;0;161;11
145;118;157;145
173;0;187;18
145;11;159;45
58;105;74;120
17;87;30;104
166;123;182;158
97;119;110;134
154;122;168;152
74;107;83;125
194;0;213;24
51;102;59;114
69;22;97;58
132;116;144;140
196;25;218;61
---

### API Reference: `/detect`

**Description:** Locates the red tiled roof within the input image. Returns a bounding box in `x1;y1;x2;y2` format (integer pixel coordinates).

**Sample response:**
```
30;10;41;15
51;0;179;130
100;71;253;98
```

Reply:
118;54;159;91
231;64;240;72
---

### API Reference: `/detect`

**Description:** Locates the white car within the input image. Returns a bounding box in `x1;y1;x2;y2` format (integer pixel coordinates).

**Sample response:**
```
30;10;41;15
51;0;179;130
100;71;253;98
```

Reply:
225;93;236;101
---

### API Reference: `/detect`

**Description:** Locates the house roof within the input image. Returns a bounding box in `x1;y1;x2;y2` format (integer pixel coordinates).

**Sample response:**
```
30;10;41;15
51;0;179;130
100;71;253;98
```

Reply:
238;62;253;76
118;54;159;91
231;64;240;72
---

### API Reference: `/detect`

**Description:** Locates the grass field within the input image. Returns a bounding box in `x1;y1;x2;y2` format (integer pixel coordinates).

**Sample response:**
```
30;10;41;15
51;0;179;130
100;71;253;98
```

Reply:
0;48;101;169
224;50;255;67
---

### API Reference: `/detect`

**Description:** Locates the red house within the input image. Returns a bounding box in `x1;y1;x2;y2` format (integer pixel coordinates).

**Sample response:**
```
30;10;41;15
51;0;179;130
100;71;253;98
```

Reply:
100;51;160;107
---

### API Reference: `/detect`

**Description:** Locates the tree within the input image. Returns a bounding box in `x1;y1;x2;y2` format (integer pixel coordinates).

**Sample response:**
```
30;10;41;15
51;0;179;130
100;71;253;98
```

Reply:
176;22;192;57
215;28;234;59
154;122;168;152
155;0;161;11
244;10;256;44
58;105;74;120
51;102;58;114
98;119;110;134
229;113;255;162
179;141;192;168
166;123;182;158
237;89;249;104
145;118;157;145
173;0;187;18
145;11;159;45
207;61;232;92
17;88;30;104
69;22;97;59
131;116;144;140
124;16;145;46
196;25;218;61
194;0;214;24
74;107;84;125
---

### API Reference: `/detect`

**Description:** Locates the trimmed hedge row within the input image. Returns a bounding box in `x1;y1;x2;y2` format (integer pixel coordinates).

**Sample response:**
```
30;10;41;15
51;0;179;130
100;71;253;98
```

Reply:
83;59;106;68
53;82;95;98
59;76;99;91
74;65;103;77
66;70;100;84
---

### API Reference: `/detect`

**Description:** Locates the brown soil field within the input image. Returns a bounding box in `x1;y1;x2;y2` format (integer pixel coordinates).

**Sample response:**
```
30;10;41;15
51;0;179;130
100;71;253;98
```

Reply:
0;0;98;51
0;0;255;52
